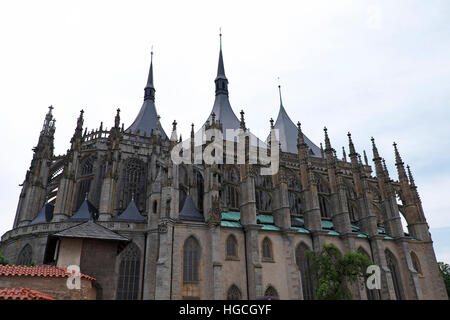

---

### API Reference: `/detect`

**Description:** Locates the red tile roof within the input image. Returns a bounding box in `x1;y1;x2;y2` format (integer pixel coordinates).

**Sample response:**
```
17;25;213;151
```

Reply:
0;265;96;281
0;287;56;300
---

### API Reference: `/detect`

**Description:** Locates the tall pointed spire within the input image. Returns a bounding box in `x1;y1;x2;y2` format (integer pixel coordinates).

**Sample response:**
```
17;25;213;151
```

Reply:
393;142;408;184
278;80;284;108
144;48;155;101
215;29;229;96
126;48;167;139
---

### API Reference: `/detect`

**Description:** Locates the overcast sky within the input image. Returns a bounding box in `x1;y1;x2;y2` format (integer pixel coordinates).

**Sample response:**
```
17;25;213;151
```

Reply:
0;0;449;262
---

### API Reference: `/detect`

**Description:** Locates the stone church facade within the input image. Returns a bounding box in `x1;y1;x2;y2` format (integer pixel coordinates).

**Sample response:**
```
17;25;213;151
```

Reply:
1;36;447;300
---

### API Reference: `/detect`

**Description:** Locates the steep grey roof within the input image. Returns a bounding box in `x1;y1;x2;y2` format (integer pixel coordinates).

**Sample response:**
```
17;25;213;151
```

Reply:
115;199;146;222
268;102;321;157
30;203;54;225
179;194;204;222
70;199;97;221
54;220;129;242
126;53;167;139
198;40;267;149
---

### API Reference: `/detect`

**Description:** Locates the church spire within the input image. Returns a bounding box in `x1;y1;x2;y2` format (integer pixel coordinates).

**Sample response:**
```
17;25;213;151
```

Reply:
278;82;284;108
215;30;228;96
144;49;155;101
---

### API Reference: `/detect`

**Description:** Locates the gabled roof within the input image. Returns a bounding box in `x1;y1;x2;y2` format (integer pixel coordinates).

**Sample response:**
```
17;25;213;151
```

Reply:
115;199;146;222
269;102;321;156
179;194;204;222
30;203;54;225
0;265;96;281
54;220;129;242
69;198;97;221
0;288;55;300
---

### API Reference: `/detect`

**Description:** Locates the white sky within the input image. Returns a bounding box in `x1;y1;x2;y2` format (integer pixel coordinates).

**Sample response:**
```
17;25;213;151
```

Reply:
0;0;449;260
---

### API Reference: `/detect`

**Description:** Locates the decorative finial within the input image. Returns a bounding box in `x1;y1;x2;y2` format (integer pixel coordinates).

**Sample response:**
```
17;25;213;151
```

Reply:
407;165;416;187
342;146;347;162
363;150;368;166
172;120;177;131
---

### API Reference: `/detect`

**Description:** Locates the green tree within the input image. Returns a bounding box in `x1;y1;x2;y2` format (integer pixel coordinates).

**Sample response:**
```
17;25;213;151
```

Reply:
438;262;450;299
306;244;372;300
0;250;9;266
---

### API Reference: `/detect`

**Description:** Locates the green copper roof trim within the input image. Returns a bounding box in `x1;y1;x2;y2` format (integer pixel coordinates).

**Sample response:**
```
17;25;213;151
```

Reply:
357;233;368;238
327;230;340;236
321;220;334;230
259;224;280;231
221;221;242;228
291;227;310;234
221;211;240;222
257;214;274;224
384;235;394;240
351;225;360;232
294;217;304;224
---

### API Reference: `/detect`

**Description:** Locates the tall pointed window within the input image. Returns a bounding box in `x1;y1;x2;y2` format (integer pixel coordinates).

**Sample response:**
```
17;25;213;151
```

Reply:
255;176;272;213
121;157;147;212
116;243;141;300
227;285;242;300
317;176;330;218
295;243;314;300
358;247;380;300
385;249;403;300
287;172;302;215
262;237;273;261
226;234;238;259
183;237;200;283
16;244;33;266
410;251;422;276
224;167;240;210
75;156;94;210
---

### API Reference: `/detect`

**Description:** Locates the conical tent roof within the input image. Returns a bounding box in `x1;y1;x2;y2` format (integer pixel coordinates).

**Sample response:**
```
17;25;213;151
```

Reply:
126;52;167;139
268;87;321;156
179;194;204;222
115;199;146;222
70;198;97;221
30;203;54;225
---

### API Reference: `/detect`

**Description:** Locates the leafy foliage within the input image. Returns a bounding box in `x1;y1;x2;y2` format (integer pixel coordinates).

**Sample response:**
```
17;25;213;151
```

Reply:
0;250;9;266
438;262;450;299
306;244;372;300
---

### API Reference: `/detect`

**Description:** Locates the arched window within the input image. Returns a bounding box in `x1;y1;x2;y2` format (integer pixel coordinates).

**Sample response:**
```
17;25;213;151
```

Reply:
121;157;147;212
152;200;157;214
357;247;380;300
183;237;200;282
226;235;238;259
224;167;240;210
227;285;242;300
196;171;204;212
410;251;422;275
75;156;94;210
255;176;272;212
316;175;330;218
385;249;403;300
262;237;273;261
16;244;33;266
116;243;141;300
287;171;302;215
264;285;279;298
295;243;314;300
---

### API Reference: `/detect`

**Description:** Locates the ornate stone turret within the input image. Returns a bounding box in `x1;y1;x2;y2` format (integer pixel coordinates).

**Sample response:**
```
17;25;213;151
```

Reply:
14;106;56;227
